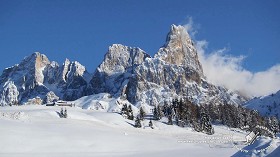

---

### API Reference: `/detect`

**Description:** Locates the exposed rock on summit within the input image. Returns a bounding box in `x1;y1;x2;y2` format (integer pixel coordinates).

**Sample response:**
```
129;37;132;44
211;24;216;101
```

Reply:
0;25;246;107
0;52;90;105
155;25;203;76
91;25;246;106
89;44;150;95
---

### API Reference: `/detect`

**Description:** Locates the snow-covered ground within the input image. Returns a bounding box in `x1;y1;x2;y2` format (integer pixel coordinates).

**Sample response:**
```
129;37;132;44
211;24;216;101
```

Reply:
0;105;279;157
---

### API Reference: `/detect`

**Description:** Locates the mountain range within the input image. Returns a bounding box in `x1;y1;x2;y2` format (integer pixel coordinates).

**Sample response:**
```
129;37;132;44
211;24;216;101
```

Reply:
1;24;277;116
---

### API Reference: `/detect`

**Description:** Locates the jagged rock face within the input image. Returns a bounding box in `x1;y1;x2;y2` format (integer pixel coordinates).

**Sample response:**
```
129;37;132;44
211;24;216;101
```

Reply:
125;25;207;105
0;81;19;106
0;24;247;107
91;25;246;106
0;52;50;105
155;25;204;76
57;59;89;100
89;44;150;96
126;57;202;104
0;52;90;105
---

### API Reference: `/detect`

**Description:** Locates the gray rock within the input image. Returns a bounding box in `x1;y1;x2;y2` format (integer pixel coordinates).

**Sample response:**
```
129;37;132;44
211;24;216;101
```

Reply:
0;52;90;105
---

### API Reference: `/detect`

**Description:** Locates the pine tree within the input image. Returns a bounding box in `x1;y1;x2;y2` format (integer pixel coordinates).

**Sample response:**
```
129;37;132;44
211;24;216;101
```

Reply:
157;105;162;120
153;106;161;120
127;105;134;120
134;116;141;128
270;116;279;134
167;115;173;125
64;108;68;118
121;104;128;117
200;113;214;135
60;108;64;118
139;107;145;120
249;110;259;131
149;119;153;129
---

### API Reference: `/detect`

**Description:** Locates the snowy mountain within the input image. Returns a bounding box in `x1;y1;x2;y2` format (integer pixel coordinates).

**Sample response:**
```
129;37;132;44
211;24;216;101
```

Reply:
0;25;247;107
0;52;91;105
1;24;280;157
89;44;150;96
244;90;280;119
90;25;247;107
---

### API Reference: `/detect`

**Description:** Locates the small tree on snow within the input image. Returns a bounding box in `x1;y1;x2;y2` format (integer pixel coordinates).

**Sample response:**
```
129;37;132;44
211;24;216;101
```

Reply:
269;116;279;134
200;113;214;135
60;108;64;118
135;117;142;128
121;104;128;115
153;105;162;120
149;119;154;129
127;105;134;120
139;107;146;120
64;108;68;118
167;115;173;125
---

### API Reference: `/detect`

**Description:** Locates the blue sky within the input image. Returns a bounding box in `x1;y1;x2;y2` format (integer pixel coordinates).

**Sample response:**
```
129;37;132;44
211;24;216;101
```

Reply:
0;0;279;74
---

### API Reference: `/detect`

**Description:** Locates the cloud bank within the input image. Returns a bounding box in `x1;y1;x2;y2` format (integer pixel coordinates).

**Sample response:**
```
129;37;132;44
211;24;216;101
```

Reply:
183;18;280;97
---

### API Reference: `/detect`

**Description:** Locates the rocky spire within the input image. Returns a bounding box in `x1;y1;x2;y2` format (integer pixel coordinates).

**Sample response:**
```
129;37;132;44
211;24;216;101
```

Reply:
98;44;150;75
155;25;204;76
0;52;90;105
89;44;150;95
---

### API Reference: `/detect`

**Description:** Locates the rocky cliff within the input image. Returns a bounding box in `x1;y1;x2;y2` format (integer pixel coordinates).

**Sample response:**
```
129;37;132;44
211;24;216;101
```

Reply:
90;25;246;106
0;52;90;105
0;24;247;106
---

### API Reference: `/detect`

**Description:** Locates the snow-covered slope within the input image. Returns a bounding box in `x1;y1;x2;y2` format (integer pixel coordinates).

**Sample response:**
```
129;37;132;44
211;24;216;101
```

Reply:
1;105;279;157
71;93;138;114
244;90;280;119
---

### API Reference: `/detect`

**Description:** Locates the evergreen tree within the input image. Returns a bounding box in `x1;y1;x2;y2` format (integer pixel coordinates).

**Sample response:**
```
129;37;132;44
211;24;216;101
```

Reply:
60;108;64;118
270;116;279;134
167;115;173;125
200;113;214;135
121;104;128;117
139;107;146;120
149;119;153;129
249;110;259;130
127;105;134;120
153;105;161;120
157;105;162;120
64;108;68;118
208;103;218;122
134;116;142;128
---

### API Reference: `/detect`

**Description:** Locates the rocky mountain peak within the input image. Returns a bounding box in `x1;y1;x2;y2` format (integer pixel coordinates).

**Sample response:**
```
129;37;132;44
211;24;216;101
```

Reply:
165;24;192;45
20;52;49;68
34;52;50;84
98;44;150;75
155;25;203;76
0;52;90;105
89;44;150;95
0;24;247;107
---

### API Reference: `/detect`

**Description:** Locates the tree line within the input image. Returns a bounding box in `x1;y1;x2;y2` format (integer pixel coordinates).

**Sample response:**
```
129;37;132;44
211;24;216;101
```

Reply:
122;98;280;136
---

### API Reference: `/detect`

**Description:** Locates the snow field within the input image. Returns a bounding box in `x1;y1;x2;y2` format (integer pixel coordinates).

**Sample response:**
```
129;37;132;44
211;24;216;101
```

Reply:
0;105;279;157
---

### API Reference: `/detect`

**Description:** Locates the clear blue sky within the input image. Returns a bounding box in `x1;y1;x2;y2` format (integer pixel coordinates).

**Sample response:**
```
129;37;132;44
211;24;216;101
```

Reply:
0;0;279;73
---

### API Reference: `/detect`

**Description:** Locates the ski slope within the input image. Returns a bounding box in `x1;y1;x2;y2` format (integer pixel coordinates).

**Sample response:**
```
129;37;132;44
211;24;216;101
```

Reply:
0;105;279;157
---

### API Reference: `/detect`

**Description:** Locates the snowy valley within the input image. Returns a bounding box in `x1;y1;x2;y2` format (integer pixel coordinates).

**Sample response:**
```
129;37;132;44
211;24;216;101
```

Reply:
0;24;280;157
1;105;279;157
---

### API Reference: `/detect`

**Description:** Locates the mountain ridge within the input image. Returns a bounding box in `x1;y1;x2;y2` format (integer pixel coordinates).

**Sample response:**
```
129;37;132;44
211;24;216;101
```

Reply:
0;52;90;105
244;90;280;119
0;24;247;107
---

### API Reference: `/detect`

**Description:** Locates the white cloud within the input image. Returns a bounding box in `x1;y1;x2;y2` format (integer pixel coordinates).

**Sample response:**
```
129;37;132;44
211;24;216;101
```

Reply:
183;18;280;97
183;17;198;38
